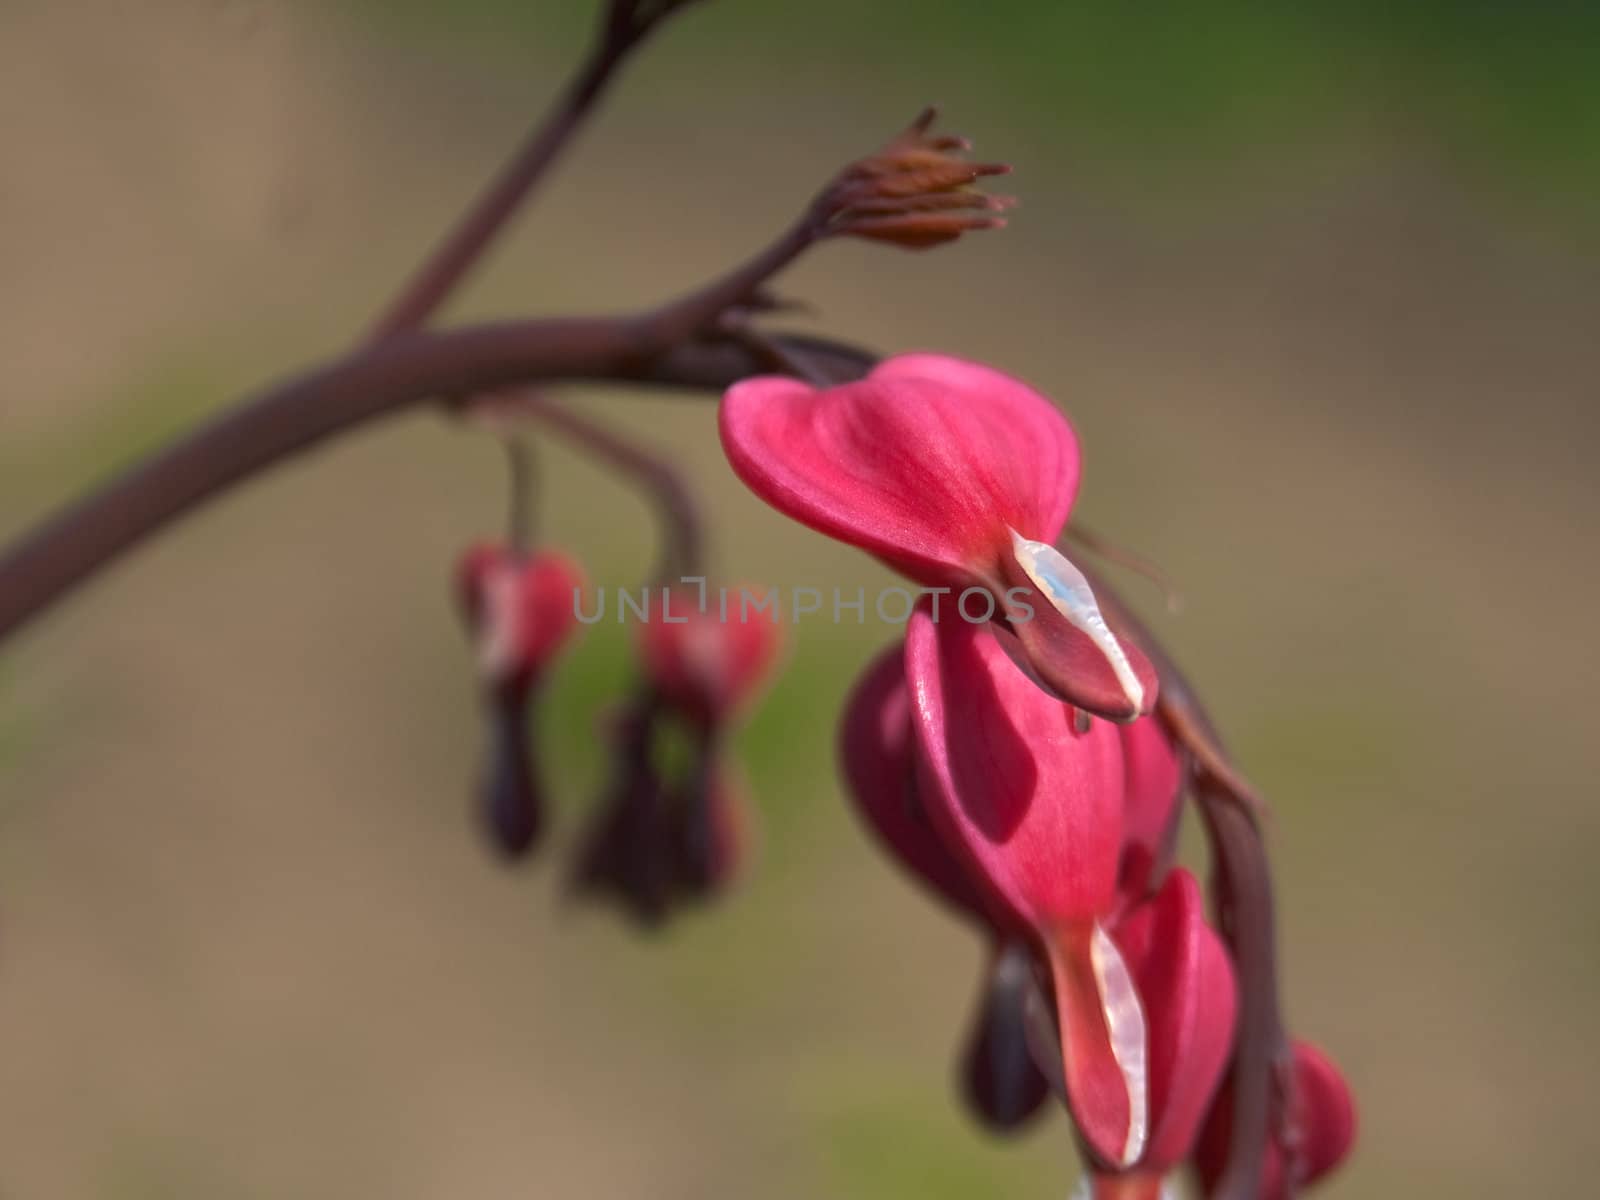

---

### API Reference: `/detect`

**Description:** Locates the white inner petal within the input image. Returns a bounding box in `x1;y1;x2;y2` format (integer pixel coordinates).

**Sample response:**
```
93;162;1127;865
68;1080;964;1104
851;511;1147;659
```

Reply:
478;566;523;679
1090;922;1150;1168
1008;529;1145;713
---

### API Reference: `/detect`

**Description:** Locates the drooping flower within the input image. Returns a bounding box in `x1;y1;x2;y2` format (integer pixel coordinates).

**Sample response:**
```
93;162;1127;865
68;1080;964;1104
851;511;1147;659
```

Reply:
1193;1040;1357;1200
456;544;584;695
838;643;985;915
838;642;1048;1132
901;602;1143;1165
1019;868;1237;1199
570;697;677;922
1113;870;1236;1176
455;543;584;858
959;941;1054;1133
637;586;783;732
721;353;1158;721
573;586;781;923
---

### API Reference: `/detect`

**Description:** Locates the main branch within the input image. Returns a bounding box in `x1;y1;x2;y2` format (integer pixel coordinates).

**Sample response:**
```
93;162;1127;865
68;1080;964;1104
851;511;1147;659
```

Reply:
0;321;871;643
0;101;1005;644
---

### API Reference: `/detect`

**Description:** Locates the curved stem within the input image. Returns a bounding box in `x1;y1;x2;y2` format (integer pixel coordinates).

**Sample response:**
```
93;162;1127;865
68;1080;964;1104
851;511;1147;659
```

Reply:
511;393;703;581
1195;785;1286;1200
367;0;698;339
0;321;870;644
503;435;537;554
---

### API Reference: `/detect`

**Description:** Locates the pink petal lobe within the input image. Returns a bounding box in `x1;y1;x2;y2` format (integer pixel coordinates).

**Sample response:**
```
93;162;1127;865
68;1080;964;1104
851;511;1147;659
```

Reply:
1118;718;1184;898
457;545;585;686
904;603;1123;933
1111;869;1237;1169
518;552;585;665
838;643;985;916
639;586;783;726
719;355;1080;586
1290;1041;1358;1185
1193;1039;1356;1199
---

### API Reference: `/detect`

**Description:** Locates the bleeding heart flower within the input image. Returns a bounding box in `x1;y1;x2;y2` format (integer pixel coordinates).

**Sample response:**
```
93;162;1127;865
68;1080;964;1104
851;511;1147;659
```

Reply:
1025;868;1237;1198
570;698;677;923
638;586;783;728
902;602;1143;1166
1193;1040;1357;1200
839;642;986;915
457;544;584;692
720;353;1157;721
455;544;585;858
1110;868;1237;1171
1117;718;1185;904
671;743;757;896
574;585;780;924
838;643;1048;1132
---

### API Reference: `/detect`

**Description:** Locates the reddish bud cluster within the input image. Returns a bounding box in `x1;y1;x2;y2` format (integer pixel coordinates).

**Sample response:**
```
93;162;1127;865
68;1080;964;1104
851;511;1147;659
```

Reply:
821;108;1015;250
453;542;785;924
572;587;782;924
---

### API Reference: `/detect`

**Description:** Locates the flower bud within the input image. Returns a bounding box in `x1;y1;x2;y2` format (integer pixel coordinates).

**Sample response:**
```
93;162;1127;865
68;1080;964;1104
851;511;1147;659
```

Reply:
823;107;1014;250
454;544;585;860
570;701;678;925
1193;1040;1356;1199
456;544;584;694
960;942;1052;1133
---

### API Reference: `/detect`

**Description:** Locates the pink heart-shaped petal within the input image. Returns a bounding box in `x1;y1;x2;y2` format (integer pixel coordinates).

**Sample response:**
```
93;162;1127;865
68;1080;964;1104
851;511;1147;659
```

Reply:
720;354;1080;587
904;602;1122;932
839;642;986;915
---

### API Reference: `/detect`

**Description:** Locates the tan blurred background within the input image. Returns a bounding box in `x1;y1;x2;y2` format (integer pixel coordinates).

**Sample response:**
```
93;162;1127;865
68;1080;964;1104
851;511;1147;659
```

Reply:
3;1;1598;1197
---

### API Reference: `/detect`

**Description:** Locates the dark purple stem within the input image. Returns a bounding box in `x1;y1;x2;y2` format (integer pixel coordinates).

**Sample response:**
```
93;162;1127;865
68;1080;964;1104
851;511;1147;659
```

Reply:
0;319;866;644
511;393;704;581
367;0;701;339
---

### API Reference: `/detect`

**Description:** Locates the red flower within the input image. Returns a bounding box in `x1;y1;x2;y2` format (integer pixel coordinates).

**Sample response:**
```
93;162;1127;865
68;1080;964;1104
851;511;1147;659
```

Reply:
456;544;584;693
839;643;1048;1131
1019;868;1237;1199
637;586;783;728
1110;869;1237;1173
573;586;781;922
838;643;985;916
1194;1040;1357;1200
721;353;1157;721
1117;717;1184;904
902;602;1141;1165
454;544;585;858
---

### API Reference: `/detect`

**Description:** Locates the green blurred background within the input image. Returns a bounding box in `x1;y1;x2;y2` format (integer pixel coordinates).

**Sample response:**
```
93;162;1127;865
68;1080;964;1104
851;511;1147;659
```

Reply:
3;1;1597;1196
